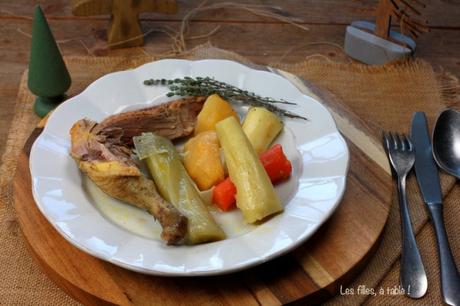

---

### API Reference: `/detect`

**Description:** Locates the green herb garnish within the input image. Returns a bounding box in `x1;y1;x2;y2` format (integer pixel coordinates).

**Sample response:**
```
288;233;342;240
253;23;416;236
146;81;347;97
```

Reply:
143;77;307;120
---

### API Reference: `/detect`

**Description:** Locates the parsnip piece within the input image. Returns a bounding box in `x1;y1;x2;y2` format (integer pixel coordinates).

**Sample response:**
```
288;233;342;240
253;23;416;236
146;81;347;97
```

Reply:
134;133;226;244
216;117;283;223
242;107;283;154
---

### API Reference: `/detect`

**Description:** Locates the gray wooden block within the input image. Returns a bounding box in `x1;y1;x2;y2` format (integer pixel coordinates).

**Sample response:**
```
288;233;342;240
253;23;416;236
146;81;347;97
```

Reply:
345;21;415;65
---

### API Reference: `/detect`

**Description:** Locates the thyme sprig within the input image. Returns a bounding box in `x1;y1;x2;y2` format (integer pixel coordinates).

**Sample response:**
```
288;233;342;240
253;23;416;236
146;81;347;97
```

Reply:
143;77;307;120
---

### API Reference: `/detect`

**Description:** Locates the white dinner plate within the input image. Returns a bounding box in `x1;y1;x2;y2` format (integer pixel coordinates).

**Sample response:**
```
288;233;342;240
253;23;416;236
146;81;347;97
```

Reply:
30;59;349;276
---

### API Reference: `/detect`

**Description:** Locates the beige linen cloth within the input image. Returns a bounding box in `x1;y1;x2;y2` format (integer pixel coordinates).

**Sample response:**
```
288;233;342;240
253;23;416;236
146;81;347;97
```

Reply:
1;45;459;305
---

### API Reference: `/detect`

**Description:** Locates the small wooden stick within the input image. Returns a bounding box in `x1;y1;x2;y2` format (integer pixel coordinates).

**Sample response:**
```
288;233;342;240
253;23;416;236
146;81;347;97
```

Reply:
375;0;393;38
374;0;427;41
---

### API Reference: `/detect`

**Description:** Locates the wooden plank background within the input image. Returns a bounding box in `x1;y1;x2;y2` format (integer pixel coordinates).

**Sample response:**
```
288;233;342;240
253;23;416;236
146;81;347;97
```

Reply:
1;0;460;157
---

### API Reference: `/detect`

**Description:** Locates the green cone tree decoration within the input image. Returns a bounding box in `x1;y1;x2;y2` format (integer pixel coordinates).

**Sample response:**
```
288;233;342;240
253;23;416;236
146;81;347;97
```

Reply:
28;5;71;118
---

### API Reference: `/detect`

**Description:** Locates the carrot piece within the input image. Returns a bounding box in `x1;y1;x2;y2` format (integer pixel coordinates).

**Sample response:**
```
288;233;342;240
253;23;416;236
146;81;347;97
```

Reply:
212;177;237;211
260;144;292;183
212;144;292;211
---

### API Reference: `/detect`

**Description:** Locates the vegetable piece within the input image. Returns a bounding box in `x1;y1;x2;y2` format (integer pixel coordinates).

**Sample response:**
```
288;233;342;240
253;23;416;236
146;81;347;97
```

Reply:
194;94;240;135
212;178;237;211
133;133;225;244
183;131;225;191
216;117;283;223
242;107;283;154
259;144;292;183
212;144;292;210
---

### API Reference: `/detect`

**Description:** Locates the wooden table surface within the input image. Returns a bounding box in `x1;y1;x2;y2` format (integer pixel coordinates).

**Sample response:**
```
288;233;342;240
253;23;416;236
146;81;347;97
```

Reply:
1;0;459;157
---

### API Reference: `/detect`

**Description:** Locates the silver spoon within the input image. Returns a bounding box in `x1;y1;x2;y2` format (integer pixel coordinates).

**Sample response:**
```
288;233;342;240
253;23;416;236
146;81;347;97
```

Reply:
431;109;460;306
433;109;460;178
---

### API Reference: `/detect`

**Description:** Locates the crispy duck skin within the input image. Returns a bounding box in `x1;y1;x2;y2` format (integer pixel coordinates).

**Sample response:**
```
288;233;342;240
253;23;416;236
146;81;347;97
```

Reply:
97;96;206;146
70;118;187;245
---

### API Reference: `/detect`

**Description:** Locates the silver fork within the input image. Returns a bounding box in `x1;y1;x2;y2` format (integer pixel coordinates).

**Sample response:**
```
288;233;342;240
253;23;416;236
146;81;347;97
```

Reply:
383;132;428;299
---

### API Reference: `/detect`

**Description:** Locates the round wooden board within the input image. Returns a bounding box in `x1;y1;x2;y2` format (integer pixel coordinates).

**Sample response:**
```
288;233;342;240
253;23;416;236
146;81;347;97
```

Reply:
14;127;392;306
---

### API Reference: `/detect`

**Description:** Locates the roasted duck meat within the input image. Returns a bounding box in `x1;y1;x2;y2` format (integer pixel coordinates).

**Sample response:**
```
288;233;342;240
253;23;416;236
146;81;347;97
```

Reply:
70;97;205;244
69;97;206;244
70;118;187;244
98;96;206;146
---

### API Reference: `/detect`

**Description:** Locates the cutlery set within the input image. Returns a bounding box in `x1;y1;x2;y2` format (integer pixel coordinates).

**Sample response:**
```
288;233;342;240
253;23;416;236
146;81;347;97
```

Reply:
384;110;460;305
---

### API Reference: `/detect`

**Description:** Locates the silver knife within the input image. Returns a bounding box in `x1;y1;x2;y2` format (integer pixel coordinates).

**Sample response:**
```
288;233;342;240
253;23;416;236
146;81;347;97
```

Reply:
411;112;460;306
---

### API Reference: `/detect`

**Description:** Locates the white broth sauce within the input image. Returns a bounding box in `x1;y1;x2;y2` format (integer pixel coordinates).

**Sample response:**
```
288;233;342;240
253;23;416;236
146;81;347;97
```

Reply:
83;176;256;241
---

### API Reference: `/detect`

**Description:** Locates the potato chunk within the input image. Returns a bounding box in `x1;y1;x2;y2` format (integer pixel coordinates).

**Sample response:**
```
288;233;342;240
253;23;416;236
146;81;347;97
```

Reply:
194;94;239;135
184;131;225;190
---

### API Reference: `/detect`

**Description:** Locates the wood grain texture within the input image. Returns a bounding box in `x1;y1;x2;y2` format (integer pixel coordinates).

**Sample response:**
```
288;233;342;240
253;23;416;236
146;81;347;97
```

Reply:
3;0;460;28
13;80;392;305
1;1;460;159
